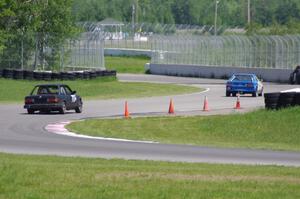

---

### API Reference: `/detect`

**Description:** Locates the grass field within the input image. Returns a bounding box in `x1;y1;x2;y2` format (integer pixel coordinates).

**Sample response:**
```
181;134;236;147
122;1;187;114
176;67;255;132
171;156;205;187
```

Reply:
67;107;300;151
1;153;300;199
105;55;150;74
0;77;199;103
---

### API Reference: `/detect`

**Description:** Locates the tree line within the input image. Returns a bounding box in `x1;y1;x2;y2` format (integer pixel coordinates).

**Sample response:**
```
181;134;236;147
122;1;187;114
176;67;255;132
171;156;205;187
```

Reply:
73;0;300;28
1;0;300;68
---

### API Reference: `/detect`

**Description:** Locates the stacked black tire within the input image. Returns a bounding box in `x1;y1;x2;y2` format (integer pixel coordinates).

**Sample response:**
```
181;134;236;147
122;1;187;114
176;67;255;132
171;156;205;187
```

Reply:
24;70;34;80
13;69;24;79
0;69;116;81
264;92;300;109
3;69;14;79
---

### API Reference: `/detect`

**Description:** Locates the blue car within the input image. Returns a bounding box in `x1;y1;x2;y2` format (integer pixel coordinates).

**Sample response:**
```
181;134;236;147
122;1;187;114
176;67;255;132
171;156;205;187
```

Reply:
226;73;263;97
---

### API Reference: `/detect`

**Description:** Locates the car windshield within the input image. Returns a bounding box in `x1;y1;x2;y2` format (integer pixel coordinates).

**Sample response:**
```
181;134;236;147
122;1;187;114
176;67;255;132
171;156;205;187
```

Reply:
232;75;252;81
31;86;59;95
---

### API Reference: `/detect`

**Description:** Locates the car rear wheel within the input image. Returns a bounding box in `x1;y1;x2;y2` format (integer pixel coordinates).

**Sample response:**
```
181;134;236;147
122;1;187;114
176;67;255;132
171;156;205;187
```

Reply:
226;91;230;97
27;109;34;114
252;92;257;97
59;102;66;114
75;103;82;113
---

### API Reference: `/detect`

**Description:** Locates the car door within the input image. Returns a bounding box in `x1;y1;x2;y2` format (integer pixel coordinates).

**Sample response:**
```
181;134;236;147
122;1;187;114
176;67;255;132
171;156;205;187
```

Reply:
60;86;72;109
63;85;77;108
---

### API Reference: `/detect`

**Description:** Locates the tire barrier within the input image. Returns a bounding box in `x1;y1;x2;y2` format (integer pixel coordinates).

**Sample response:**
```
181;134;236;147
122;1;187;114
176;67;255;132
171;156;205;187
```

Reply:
13;69;24;80
24;70;34;80
83;71;90;79
278;92;296;109
3;69;14;79
292;93;300;106
90;71;97;79
264;92;280;110
103;70;111;76
67;72;75;80
0;69;116;81
75;72;84;79
60;72;69;80
51;72;60;80
96;70;104;77
42;72;52;81
33;71;44;80
264;92;300;110
104;70;117;76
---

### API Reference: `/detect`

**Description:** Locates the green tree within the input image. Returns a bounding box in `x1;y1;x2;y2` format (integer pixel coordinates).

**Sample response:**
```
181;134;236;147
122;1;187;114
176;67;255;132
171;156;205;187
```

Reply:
275;0;300;25
0;0;77;70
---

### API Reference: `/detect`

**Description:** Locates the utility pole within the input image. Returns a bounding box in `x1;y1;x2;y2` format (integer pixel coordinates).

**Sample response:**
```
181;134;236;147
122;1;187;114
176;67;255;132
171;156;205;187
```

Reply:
247;0;251;24
214;0;219;36
136;0;139;26
132;3;135;34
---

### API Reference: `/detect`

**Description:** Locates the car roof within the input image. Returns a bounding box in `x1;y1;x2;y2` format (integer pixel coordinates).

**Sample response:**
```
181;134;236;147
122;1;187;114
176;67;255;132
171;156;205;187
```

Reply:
232;73;256;76
35;84;68;87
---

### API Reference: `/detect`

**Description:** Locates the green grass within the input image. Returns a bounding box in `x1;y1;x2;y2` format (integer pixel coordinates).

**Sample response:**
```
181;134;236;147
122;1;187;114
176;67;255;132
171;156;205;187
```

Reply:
1;153;300;199
105;55;150;74
0;77;199;103
67;107;300;151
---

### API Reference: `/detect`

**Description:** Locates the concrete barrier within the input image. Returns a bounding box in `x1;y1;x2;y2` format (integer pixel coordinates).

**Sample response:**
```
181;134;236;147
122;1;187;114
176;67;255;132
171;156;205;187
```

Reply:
149;63;293;83
103;48;292;83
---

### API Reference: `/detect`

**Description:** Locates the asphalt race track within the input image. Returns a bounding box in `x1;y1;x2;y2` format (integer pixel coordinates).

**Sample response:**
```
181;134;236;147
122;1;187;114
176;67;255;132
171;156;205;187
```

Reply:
1;74;300;166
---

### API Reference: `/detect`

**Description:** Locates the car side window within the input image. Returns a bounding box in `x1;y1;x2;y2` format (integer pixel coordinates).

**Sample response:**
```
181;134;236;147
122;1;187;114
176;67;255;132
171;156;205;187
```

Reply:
60;87;66;95
64;86;72;95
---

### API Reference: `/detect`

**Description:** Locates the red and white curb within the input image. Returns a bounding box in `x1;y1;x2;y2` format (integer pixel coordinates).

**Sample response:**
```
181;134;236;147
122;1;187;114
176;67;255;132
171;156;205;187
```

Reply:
45;121;158;144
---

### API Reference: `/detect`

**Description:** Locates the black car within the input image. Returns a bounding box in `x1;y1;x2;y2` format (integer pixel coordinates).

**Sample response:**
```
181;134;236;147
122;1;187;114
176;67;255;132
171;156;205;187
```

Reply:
24;84;83;114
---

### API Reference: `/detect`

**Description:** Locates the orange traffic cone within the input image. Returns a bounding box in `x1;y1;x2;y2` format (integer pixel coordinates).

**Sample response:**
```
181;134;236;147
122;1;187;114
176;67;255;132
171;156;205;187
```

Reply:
203;96;209;111
168;99;175;114
235;95;241;109
124;101;130;118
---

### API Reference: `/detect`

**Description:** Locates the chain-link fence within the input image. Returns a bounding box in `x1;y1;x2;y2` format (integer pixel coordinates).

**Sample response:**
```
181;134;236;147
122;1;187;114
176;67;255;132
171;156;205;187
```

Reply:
151;35;300;69
81;22;226;50
0;32;105;71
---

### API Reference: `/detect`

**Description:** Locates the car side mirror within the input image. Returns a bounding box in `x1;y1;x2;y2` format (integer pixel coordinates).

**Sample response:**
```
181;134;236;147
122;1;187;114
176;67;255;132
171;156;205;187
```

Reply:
71;91;76;95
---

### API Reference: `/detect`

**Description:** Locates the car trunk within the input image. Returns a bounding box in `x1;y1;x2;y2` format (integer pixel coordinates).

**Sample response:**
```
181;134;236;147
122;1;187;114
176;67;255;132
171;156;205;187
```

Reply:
230;80;253;89
32;95;56;104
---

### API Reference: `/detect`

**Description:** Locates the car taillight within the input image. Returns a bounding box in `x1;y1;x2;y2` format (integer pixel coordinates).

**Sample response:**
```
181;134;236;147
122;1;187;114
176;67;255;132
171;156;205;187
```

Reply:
47;97;59;103
25;98;34;104
246;83;253;87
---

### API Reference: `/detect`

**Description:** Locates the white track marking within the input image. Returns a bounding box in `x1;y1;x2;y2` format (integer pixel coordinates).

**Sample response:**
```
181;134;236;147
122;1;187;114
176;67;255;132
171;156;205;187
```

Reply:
45;121;158;144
